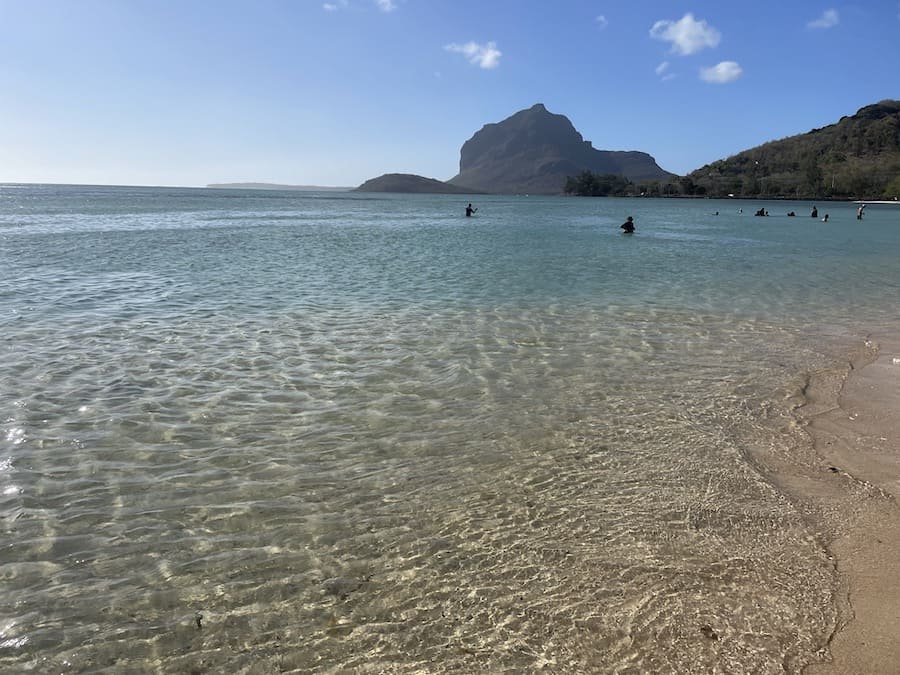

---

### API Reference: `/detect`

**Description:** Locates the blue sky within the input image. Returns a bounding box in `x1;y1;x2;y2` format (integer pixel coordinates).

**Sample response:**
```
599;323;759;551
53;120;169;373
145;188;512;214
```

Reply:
1;1;898;187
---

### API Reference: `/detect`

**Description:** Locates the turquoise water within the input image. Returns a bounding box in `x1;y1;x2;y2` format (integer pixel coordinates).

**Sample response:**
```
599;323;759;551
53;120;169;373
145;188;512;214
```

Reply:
2;185;899;672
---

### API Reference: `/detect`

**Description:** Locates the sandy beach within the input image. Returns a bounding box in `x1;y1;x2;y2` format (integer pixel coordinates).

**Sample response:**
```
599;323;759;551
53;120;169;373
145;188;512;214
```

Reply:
800;334;900;673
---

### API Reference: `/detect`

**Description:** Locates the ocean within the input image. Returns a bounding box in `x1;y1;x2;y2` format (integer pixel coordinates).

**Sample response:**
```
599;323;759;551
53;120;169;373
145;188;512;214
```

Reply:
2;184;898;672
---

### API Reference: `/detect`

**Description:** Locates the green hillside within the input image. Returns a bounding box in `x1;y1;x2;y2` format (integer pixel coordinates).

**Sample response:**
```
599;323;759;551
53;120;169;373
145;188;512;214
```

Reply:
682;100;900;200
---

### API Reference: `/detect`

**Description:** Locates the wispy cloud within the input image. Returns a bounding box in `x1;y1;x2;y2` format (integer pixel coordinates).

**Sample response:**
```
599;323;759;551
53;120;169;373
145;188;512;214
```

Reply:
323;0;348;10
700;61;743;84
444;41;502;69
374;0;396;12
655;61;676;81
650;13;721;55
807;9;839;29
596;15;608;30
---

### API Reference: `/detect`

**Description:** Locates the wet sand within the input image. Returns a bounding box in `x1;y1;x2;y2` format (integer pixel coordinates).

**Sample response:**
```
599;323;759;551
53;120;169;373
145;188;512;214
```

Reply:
801;335;900;673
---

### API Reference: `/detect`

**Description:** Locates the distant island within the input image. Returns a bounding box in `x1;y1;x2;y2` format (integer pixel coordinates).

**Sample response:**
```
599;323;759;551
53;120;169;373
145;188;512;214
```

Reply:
207;183;350;191
354;173;483;194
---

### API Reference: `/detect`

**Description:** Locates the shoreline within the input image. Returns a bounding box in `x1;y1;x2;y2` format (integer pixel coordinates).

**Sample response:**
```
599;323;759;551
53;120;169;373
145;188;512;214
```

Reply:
796;334;900;672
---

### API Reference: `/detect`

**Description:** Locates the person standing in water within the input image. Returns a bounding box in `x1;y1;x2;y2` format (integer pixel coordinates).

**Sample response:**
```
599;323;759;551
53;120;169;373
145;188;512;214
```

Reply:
811;205;818;218
620;216;635;233
465;203;477;217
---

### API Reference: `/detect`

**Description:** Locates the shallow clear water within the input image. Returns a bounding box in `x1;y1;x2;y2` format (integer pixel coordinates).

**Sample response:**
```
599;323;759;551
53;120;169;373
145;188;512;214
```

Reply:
2;185;899;672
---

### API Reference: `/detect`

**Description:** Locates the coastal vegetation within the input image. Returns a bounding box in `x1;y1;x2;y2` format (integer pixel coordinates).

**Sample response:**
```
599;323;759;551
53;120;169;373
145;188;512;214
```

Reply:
683;100;900;200
566;101;900;200
563;171;633;197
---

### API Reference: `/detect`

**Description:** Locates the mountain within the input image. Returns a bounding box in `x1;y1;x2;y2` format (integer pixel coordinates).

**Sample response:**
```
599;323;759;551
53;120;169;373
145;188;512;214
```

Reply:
354;173;483;194
684;100;900;200
447;103;673;194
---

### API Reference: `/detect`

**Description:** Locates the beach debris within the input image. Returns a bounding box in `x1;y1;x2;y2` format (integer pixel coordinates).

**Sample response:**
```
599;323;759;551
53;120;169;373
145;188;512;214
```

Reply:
828;466;840;473
699;624;719;641
892;357;900;365
195;612;203;629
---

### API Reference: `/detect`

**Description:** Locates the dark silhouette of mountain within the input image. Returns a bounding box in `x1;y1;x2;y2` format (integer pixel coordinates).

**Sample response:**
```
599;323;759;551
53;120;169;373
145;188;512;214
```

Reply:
447;104;672;194
684;100;900;199
354;173;483;194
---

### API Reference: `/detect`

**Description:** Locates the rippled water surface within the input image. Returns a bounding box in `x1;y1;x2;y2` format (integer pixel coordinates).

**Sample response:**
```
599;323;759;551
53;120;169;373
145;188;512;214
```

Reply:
2;185;900;672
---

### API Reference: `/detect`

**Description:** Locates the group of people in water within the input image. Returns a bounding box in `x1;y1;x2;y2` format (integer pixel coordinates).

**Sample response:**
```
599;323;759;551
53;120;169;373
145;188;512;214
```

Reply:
751;203;868;222
464;201;865;231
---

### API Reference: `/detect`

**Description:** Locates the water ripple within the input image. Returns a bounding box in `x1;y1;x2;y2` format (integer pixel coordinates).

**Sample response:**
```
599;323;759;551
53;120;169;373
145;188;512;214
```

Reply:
3;187;897;671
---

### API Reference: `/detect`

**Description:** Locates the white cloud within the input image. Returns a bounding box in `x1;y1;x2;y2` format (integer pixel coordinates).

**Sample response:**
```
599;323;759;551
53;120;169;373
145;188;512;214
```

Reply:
596;15;608;30
444;41;502;69
650;13;721;55
700;61;743;84
374;0;396;11
807;9;839;29
323;0;348;10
